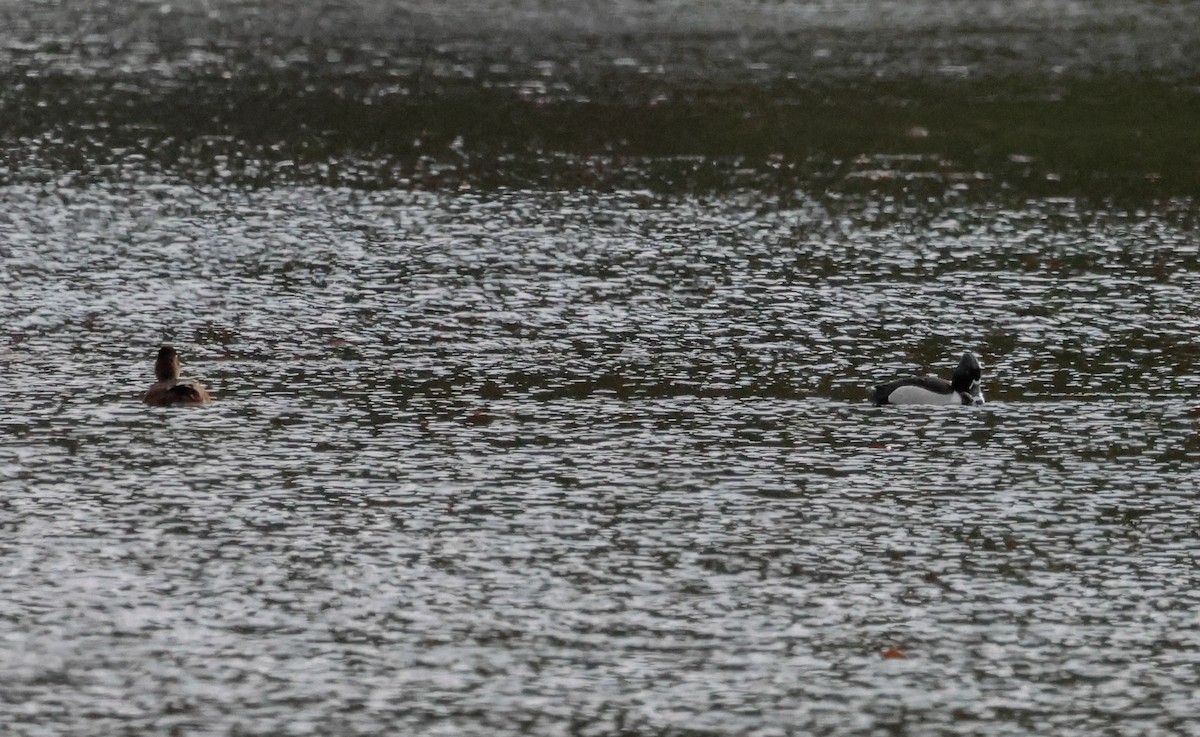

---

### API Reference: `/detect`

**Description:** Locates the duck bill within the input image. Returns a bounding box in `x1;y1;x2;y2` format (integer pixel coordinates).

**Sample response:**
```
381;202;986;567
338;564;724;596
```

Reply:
969;380;985;406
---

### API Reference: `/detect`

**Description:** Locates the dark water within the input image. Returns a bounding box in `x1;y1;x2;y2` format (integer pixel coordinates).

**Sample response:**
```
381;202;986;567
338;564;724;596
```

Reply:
4;0;1200;197
2;3;1200;736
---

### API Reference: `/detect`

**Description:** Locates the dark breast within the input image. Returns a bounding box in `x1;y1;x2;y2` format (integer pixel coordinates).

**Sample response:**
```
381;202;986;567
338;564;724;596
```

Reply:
165;384;207;403
145;380;210;406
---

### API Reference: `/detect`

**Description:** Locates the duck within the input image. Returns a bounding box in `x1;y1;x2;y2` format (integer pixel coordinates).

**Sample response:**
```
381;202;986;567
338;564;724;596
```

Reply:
872;352;984;406
143;346;211;406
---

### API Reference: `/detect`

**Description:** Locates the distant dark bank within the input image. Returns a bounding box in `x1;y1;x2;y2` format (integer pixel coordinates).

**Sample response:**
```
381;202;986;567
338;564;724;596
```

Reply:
2;0;1197;200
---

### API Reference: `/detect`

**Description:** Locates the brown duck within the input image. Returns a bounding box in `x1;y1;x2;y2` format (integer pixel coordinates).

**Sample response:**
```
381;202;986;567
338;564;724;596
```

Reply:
144;346;211;406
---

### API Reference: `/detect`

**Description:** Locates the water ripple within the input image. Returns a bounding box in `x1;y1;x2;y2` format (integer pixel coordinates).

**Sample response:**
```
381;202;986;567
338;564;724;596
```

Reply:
2;180;1199;735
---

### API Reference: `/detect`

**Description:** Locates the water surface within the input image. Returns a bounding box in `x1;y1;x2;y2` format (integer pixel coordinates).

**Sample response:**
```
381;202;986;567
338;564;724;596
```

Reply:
2;2;1200;736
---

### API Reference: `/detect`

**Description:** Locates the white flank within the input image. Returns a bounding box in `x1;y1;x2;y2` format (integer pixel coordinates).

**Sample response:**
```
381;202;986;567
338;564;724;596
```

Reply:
886;385;960;405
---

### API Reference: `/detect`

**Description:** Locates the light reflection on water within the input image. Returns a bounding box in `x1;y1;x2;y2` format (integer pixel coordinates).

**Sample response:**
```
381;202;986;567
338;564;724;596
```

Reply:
2;182;1200;736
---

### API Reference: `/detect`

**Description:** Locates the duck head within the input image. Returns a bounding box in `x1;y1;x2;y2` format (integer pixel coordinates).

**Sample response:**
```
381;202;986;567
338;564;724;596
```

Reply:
951;352;985;405
155;345;182;381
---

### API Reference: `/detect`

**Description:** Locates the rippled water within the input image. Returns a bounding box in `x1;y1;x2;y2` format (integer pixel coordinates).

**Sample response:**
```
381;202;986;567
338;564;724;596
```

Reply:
4;1;1200;735
3;181;1199;736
